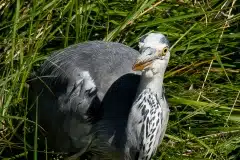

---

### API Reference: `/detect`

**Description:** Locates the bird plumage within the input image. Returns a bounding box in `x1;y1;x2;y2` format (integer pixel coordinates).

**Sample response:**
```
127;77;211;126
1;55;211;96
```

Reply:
91;33;171;160
28;33;170;160
124;33;170;160
28;41;139;152
124;88;169;160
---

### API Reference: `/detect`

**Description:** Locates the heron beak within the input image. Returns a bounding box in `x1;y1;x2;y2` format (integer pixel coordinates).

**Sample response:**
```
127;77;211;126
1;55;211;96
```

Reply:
132;59;154;71
132;48;159;71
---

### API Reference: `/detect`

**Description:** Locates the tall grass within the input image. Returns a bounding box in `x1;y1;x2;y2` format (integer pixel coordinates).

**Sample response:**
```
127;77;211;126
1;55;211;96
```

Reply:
0;0;239;159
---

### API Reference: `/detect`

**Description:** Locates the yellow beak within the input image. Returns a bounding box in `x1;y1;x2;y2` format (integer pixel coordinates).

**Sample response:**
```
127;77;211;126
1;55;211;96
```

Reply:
132;60;153;71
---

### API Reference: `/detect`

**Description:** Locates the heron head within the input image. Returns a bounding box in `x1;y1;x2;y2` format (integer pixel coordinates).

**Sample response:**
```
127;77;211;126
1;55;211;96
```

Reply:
132;33;170;73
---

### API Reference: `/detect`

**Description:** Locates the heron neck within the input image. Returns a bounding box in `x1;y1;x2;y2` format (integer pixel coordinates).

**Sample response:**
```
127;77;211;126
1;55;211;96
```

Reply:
138;72;164;99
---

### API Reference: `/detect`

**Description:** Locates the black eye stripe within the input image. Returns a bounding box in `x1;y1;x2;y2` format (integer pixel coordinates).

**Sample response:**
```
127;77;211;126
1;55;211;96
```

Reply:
140;35;148;43
160;38;170;47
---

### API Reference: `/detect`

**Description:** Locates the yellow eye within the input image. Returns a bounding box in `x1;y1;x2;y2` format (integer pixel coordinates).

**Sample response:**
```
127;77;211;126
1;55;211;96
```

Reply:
161;47;168;56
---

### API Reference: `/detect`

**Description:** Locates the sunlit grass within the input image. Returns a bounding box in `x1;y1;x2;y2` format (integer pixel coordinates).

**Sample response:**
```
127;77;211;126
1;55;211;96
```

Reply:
0;0;239;159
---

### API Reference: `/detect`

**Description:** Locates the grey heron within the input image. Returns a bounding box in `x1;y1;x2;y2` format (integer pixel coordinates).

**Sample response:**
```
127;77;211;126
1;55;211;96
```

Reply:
92;33;170;160
28;33;170;160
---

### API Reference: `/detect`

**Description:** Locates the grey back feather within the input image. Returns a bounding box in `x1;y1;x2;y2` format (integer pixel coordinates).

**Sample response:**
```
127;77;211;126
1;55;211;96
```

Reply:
28;41;139;153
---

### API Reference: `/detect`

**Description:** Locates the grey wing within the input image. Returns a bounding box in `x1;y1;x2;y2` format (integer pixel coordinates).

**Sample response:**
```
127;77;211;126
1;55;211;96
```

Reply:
28;60;100;152
56;69;98;117
42;41;139;101
28;41;140;152
29;40;139;127
30;62;99;118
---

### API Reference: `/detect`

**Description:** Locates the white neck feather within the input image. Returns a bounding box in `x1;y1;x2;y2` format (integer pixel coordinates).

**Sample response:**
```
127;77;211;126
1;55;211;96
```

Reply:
137;70;165;99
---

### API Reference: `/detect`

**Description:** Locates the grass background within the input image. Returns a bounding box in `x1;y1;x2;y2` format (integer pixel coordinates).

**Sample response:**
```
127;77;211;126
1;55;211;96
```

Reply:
0;0;240;159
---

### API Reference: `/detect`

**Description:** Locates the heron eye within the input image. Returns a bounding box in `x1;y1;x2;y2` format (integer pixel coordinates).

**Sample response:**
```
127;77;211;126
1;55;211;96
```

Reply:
161;47;168;56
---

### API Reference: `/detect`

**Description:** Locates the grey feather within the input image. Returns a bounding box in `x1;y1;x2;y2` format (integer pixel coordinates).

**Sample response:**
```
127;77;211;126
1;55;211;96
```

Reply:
28;41;140;152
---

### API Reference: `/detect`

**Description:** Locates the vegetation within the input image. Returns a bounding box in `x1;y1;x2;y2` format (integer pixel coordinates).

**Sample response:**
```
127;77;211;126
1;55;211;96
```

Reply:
0;0;239;159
